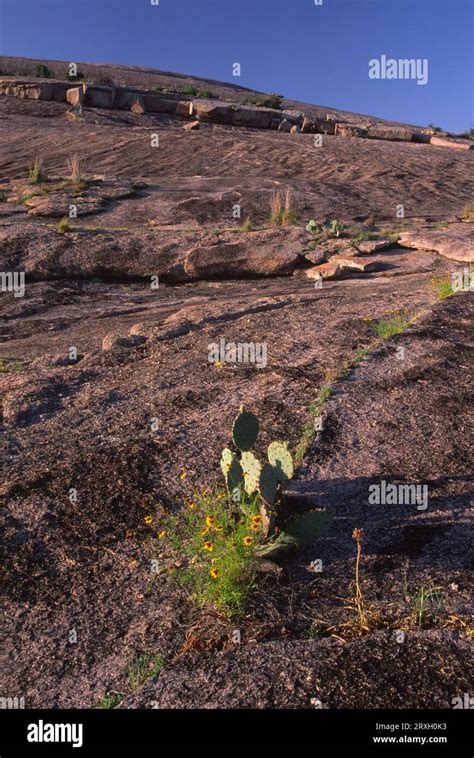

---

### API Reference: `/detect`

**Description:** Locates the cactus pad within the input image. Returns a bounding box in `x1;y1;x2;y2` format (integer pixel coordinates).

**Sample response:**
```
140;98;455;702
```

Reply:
282;510;332;546
226;456;244;492
267;441;294;482
241;451;262;495
232;408;259;451
259;463;278;503
220;447;234;479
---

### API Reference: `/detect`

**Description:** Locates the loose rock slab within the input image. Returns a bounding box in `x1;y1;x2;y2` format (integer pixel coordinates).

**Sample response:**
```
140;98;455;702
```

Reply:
398;226;474;263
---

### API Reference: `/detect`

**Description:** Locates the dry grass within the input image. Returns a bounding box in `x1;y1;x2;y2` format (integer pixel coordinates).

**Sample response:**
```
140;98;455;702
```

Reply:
269;192;282;227
281;188;297;226
67;155;82;181
28;157;46;184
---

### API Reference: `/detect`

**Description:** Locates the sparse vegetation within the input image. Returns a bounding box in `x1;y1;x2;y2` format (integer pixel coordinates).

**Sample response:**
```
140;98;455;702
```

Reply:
127;654;164;691
28;157;46;184
56;217;70;234
371;312;413;338
65;69;86;82
240;216;253;232
269;190;297;227
242;93;283;110
0;193;6;203
0;359;27;373
431;275;455;300
156;408;328;615
270;191;282;227
35;63;52;78
294;371;337;462
411;583;443;627
67;155;82;181
94;693;123;709
462;203;474;221
351;230;378;245
352;528;368;630
305;218;346;241
281;189;297;226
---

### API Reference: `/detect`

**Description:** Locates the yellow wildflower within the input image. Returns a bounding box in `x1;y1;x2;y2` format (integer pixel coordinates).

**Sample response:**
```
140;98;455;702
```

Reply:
206;515;216;527
203;542;214;552
144;515;153;525
158;530;166;539
201;527;209;536
210;568;220;579
179;472;187;479
243;536;253;547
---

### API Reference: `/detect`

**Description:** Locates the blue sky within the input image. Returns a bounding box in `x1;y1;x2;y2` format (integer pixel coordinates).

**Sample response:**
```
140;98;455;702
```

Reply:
0;0;472;131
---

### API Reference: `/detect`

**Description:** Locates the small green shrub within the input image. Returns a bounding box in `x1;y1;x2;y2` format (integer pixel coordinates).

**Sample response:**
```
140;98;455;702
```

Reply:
242;93;283;109
179;86;198;96
57;217;70;234
35;63;52;78
65;70;85;82
197;89;214;99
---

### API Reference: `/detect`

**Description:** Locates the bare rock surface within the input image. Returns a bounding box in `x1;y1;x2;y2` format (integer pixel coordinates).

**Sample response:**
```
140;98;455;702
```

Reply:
0;58;472;711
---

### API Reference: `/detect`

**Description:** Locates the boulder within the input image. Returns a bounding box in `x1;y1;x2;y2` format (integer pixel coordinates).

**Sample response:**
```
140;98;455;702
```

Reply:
278;119;292;133
84;84;116;109
367;125;413;142
304;261;341;280
281;110;304;125
430;136;473;151
232;106;276;129
193;100;235;124
183;120;200;130
314;117;336;135
144;95;177;114
412;132;432;144
398;228;474;262
335;123;367;138
175;100;193;117
66;87;84;107
331;254;380;272
131;99;146;114
355;239;392;254
301;117;317;134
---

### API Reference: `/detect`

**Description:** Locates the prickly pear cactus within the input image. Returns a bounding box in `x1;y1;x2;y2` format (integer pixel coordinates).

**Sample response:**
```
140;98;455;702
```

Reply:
226;456;244;493
232;406;259;452
259;463;279;503
220;447;234;479
267;441;294;482
281;509;332;546
240;451;262;495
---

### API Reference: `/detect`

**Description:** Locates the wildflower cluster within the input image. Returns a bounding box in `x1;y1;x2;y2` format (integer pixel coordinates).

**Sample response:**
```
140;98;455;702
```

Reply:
153;488;266;615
